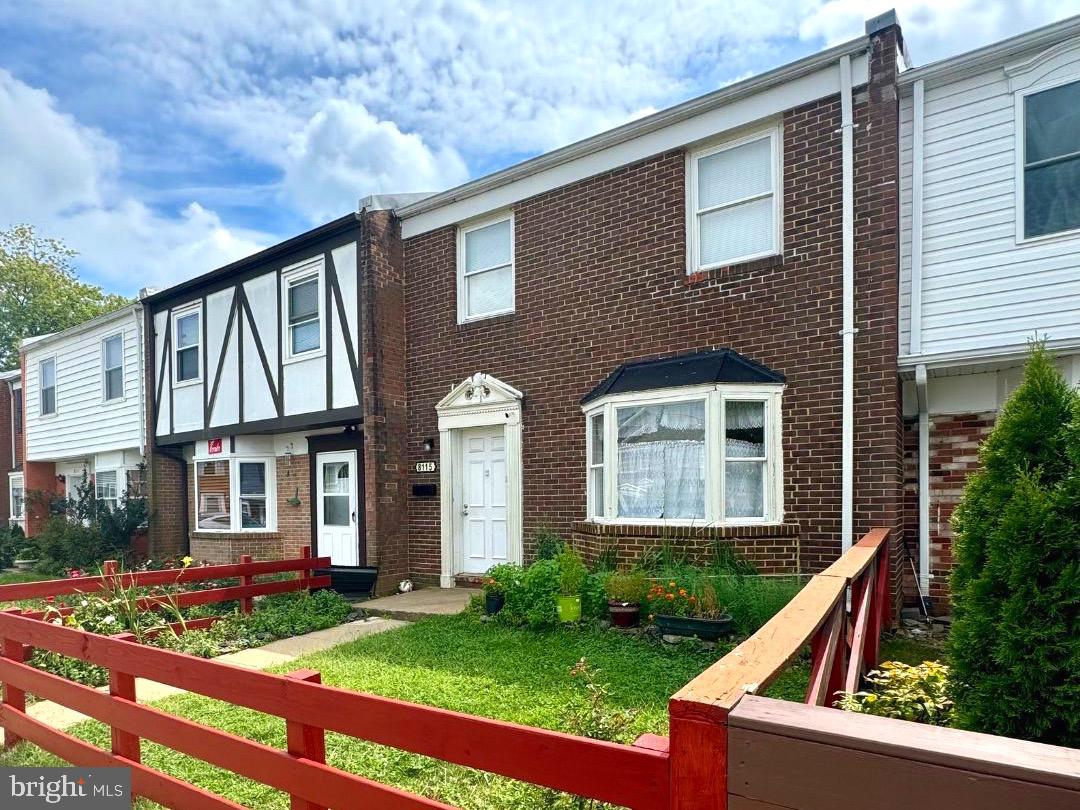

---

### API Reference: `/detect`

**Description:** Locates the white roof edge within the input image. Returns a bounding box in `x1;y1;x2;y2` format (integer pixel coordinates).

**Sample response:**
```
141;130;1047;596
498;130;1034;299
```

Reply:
360;192;434;212
899;13;1080;87
395;34;870;220
0;368;20;381
20;302;141;354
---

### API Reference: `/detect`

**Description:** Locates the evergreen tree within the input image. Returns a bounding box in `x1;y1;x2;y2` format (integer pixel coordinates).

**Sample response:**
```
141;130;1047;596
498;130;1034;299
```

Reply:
949;343;1080;744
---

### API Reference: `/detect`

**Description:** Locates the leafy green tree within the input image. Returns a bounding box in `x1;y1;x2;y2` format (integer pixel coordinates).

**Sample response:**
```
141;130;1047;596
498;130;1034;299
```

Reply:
0;224;130;369
949;343;1080;744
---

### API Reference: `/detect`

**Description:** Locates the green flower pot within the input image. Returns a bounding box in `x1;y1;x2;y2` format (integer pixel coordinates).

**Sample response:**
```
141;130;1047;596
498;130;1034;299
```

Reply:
556;595;582;623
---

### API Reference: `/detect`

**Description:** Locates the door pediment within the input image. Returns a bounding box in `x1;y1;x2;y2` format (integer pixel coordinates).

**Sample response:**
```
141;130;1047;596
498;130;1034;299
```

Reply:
436;373;522;424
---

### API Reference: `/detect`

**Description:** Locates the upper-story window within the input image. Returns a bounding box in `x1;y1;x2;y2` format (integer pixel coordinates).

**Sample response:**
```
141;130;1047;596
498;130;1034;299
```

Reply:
1022;78;1080;239
458;213;514;322
281;258;324;361
102;333;124;401
39;357;56;416
174;309;201;384
582;350;785;526
688;127;781;272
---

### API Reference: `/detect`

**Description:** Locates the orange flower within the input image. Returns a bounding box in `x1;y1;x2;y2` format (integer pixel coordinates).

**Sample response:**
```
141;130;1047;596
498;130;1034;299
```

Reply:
666;593;675;601
678;588;687;596
669;581;676;588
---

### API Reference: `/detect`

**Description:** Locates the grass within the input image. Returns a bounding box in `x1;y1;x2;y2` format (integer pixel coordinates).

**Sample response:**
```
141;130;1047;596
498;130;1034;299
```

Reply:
0;570;50;586
0;615;727;809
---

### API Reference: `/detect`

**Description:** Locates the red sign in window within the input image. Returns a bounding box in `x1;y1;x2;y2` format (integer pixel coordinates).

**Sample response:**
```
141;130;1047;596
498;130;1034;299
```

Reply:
208;438;223;455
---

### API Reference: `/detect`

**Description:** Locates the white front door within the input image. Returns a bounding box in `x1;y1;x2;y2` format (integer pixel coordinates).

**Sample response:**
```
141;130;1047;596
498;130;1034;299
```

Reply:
316;450;358;567
459;426;508;574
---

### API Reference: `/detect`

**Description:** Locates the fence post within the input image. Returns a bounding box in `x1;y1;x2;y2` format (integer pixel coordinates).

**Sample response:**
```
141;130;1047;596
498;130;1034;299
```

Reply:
240;554;254;615
300;545;312;587
285;668;326;810
109;632;141;764
1;608;28;749
669;698;728;809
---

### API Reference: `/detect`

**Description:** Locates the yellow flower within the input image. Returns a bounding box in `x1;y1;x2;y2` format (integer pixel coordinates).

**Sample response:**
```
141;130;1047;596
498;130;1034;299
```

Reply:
181;556;193;568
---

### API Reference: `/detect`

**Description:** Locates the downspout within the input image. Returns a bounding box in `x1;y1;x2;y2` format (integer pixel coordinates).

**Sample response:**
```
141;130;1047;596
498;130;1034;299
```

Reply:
840;53;856;554
915;364;930;601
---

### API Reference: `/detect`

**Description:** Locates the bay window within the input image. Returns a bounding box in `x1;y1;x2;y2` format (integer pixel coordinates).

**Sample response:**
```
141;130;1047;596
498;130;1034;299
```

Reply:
584;384;782;525
195;457;275;532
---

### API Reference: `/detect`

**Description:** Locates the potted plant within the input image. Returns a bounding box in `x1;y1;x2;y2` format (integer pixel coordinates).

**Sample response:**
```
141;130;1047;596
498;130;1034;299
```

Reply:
482;563;521;616
13;543;38;572
646;578;732;641
605;570;647;627
555;548;586;622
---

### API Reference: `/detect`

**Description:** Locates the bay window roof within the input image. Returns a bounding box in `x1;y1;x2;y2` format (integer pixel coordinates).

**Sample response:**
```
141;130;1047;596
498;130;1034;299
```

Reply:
581;348;784;405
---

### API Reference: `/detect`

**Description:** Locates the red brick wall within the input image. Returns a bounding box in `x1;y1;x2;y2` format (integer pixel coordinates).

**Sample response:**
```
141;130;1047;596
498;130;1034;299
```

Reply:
148;451;188;559
903;411;995;614
402;27;902;583
0;379;12;522
360;209;410;594
23;459;58;538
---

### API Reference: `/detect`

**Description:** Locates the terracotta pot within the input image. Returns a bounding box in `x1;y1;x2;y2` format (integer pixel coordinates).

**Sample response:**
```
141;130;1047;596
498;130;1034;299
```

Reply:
607;600;640;628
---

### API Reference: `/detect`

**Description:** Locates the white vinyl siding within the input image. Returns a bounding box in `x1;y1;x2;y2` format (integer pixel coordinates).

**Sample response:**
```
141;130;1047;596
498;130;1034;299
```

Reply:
457;213;514;322
688;128;781;272
900;38;1080;360
23;308;144;463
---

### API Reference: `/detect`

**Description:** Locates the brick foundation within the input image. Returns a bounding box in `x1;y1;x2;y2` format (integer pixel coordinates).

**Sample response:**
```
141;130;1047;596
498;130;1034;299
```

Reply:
570;522;799;574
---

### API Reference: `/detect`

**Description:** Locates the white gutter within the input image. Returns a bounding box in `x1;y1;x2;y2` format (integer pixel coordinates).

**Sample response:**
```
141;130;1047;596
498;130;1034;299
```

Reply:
915;364;931;596
840;54;856;555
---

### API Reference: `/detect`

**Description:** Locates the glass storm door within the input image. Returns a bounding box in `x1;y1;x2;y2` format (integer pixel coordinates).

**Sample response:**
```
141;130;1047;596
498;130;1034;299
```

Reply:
316;451;358;567
459;427;508;574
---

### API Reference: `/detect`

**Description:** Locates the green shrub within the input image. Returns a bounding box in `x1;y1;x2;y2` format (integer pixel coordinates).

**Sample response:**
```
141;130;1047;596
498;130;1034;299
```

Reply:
34;518;125;576
837;660;955;726
555;547;587;597
506;559;559;628
948;343;1080;745
581;570;612;620
0;522;25;568
533;527;566;561
483;562;522;596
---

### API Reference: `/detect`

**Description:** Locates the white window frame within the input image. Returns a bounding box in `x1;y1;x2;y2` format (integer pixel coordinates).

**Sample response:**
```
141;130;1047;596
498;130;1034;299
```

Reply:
582;383;784;527
686;126;783;274
94;469;120;511
1013;73;1080;245
38;355;57;418
456;210;515;324
193;455;276;533
281;257;326;363
172;305;202;387
9;473;24;525
101;332;125;402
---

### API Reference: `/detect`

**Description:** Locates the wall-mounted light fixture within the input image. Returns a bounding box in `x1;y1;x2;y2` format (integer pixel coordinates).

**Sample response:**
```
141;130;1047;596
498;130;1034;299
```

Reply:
422;438;435;453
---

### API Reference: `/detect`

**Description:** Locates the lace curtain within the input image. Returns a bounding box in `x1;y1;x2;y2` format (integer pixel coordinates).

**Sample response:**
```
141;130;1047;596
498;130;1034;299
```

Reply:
616;401;705;519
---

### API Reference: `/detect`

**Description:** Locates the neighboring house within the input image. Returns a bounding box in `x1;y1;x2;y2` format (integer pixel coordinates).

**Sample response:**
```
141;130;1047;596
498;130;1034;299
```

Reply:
143;214;395;591
899;15;1080;611
0;369;24;532
19;305;147;537
145;14;905;595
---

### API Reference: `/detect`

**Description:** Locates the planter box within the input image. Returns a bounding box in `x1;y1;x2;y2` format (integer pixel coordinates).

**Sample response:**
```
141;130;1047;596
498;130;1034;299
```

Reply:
654;613;732;641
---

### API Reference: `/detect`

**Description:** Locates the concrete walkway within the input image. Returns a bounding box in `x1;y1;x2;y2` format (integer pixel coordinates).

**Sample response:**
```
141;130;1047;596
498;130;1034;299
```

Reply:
0;616;407;743
358;587;473;621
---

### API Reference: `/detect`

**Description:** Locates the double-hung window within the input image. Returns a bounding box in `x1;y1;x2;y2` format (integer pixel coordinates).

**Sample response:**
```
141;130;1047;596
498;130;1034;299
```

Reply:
174;310;200;383
688;128;781;272
95;470;119;511
458;213;514;322
39;357;56;416
282;258;323;360
1021;78;1080;239
102;334;124;400
584;385;782;525
9;474;24;524
194;457;274;532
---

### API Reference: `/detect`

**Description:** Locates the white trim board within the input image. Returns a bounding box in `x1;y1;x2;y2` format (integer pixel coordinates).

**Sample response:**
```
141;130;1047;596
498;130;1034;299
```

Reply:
400;52;869;239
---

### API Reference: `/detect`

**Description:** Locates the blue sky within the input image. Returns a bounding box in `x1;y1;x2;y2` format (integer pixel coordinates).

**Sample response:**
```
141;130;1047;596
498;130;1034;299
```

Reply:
1;0;1078;296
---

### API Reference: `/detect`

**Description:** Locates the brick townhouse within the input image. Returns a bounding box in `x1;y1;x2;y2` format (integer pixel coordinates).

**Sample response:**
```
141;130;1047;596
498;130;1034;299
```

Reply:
1;369;24;532
138;13;907;596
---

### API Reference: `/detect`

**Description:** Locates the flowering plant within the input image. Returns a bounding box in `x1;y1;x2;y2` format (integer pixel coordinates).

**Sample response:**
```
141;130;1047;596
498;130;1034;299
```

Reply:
645;578;725;621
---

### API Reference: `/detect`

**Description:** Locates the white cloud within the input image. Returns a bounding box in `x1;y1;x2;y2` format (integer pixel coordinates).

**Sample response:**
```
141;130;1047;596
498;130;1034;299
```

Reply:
0;70;266;293
282;99;469;222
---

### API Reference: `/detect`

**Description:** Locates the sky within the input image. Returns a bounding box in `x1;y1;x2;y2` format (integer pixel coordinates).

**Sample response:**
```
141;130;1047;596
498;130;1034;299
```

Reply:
1;0;1078;296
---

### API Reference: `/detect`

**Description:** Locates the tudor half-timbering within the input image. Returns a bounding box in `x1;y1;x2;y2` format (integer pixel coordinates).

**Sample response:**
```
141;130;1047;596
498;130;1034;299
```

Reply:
145;214;382;587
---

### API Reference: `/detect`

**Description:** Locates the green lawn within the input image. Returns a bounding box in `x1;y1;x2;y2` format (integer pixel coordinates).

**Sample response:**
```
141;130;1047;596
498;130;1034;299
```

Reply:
0;616;945;809
0;570;50;586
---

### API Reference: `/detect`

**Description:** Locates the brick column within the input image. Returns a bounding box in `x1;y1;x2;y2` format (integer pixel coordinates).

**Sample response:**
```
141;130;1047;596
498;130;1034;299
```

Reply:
359;209;409;594
23;460;58;538
853;19;905;620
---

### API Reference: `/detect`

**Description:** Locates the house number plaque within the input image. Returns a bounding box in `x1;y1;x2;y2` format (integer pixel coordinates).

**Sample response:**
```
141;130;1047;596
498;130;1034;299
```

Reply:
415;461;437;473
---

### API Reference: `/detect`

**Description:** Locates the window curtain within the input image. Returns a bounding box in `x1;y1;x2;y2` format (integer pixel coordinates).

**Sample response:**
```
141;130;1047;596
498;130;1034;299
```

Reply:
617;401;705;519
